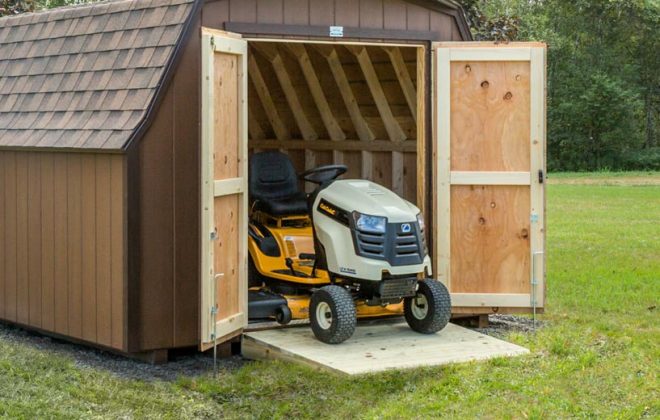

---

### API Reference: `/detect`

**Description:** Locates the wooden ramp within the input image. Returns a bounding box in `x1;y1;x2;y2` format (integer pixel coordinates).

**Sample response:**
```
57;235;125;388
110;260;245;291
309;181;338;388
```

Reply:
242;320;529;375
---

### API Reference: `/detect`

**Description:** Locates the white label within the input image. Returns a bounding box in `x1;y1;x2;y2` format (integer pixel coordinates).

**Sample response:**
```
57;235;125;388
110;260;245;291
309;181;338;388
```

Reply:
329;26;344;37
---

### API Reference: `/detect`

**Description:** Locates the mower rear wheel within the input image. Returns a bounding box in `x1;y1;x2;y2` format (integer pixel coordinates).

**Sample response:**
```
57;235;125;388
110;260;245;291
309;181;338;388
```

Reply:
404;280;451;334
309;285;356;344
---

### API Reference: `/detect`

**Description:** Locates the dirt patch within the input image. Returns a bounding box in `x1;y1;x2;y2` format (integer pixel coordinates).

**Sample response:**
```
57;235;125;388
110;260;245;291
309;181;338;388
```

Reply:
475;314;544;339
0;322;244;382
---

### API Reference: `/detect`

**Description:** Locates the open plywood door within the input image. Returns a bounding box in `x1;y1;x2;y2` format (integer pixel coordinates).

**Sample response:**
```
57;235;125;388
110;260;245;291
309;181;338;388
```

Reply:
433;42;546;313
201;29;248;350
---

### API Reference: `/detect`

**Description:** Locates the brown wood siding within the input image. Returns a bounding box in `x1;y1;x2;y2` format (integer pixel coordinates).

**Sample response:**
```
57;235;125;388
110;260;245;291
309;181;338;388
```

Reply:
135;18;202;352
202;0;461;40
0;151;126;351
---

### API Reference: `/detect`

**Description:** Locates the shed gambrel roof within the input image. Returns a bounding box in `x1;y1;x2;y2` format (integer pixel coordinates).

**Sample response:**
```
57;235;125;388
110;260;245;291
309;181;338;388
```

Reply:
0;0;196;151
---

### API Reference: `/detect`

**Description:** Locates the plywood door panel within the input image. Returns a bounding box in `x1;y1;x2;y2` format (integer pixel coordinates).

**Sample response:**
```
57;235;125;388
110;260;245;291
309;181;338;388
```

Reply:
434;43;546;310
201;29;248;349
450;61;530;172
214;53;240;180
450;185;530;294
214;195;240;320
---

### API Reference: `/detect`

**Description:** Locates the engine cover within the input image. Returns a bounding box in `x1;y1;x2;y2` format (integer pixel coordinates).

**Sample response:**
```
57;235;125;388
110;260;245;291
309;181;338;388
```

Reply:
312;180;432;281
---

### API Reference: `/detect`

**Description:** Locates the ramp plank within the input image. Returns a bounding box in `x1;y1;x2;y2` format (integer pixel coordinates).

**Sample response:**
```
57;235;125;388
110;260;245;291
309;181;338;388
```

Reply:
243;321;529;375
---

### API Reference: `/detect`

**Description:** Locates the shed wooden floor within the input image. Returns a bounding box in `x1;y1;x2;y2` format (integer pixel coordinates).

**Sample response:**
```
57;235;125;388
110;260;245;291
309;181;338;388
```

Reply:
242;319;529;375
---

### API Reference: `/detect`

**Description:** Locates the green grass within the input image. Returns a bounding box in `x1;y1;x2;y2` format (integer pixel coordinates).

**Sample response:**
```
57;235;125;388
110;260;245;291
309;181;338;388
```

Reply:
1;173;659;419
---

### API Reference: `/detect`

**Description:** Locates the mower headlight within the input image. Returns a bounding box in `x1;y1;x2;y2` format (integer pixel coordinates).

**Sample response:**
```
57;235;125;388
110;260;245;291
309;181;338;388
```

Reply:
354;213;387;233
416;213;425;231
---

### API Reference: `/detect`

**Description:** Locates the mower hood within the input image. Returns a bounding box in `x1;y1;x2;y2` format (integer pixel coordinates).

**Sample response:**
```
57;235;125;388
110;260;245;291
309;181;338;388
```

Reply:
319;180;420;223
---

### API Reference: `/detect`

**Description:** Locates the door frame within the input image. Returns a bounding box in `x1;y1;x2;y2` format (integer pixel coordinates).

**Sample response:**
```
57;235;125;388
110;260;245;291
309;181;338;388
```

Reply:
200;28;249;350
433;42;546;310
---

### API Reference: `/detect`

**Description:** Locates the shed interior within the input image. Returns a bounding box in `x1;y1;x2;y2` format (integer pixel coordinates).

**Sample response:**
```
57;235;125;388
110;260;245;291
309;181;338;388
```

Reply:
245;40;423;202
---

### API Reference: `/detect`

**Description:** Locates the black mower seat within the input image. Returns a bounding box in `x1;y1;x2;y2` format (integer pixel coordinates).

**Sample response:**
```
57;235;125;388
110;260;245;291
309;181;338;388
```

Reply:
253;191;308;216
249;151;308;217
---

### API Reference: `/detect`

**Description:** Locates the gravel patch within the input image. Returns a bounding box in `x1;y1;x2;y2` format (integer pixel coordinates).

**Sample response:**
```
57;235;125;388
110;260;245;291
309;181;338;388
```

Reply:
0;322;244;382
475;314;545;339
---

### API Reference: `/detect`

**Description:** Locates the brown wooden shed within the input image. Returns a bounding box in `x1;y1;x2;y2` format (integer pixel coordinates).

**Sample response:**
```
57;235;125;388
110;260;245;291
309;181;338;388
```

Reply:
0;0;546;360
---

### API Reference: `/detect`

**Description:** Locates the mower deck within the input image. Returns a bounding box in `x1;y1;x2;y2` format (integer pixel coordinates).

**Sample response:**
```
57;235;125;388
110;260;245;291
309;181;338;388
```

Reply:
242;318;529;375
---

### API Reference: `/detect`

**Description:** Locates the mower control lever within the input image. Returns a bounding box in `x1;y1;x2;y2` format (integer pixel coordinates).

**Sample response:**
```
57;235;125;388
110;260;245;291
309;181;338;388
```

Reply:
285;257;296;276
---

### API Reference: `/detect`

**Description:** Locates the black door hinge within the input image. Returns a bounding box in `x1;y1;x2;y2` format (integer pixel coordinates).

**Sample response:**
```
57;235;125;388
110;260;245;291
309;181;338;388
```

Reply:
538;170;544;184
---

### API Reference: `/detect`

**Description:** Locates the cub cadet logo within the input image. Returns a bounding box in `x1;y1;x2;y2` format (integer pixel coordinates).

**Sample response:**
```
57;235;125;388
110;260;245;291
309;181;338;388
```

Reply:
340;267;357;275
319;202;337;216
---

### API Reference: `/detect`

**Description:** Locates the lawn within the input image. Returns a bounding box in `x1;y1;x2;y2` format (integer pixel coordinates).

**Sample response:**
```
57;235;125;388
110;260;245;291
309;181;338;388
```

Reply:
1;172;658;419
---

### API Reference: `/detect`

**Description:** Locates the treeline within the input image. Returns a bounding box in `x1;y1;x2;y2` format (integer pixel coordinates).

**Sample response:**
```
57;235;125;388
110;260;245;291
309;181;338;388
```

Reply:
463;0;659;171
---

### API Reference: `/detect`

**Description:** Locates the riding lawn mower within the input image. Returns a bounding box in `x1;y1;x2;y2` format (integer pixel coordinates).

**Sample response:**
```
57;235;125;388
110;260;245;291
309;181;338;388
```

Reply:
247;151;451;344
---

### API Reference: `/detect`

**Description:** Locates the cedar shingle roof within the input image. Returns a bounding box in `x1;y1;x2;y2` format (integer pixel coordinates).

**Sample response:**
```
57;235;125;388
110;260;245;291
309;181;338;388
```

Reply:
0;0;195;151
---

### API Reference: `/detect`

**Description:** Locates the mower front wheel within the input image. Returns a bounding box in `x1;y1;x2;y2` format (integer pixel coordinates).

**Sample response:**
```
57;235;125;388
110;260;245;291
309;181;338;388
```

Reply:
309;285;356;344
404;280;451;334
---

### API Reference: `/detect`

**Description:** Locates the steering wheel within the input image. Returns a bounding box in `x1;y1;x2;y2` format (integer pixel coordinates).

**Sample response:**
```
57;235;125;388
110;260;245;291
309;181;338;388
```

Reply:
299;164;348;185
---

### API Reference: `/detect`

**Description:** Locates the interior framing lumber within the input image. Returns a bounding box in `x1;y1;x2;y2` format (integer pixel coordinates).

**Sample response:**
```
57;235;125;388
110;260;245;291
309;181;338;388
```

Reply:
284;44;346;142
250;139;417;153
252;43;318;170
346;45;407;143
247;40;423;206
320;47;376;143
384;46;417;122
247;104;265;140
285;43;346;165
247;54;289;141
